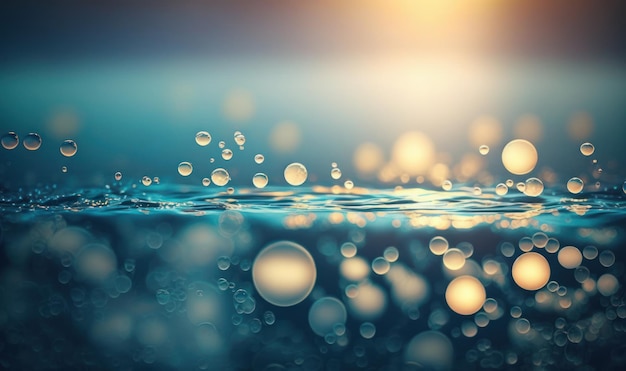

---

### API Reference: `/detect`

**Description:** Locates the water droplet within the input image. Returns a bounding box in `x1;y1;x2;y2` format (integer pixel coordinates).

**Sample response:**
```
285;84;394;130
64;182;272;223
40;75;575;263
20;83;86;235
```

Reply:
114;171;122;181
23;132;42;151
254;154;265;164
59;140;77;157
202;177;211;186
331;167;342;180
1;131;19;149
495;183;508;196
442;180;452;191
156;289;171;305
580;142;595;156
221;149;233;160
284;162;308;186
177;162;193;176
479;145;489;155
252;173;268;188
567;177;584;194
195;131;211;146
211;168;230;186
142;176;152;186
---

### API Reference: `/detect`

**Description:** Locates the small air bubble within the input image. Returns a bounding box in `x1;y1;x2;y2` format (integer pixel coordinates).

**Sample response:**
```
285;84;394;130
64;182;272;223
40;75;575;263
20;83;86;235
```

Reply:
254;154;265;164
580;142;595;156
59;140;78;157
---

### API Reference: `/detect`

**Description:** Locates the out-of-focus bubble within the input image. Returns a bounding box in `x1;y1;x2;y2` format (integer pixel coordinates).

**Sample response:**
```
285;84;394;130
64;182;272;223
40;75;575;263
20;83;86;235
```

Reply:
495;183;508;196
353;142;384;175
222;149;233;160
269;121;301;153
346;281;387;320
558;246;582;269
61;166;68;173
1;131;19;149
597;274;619;296
254;154;265;164
90;312;132;346
75;243;117;283
253;173;269;188
514;114;543;142
524;177;544;197
442;180;452;191
500;242;515;257
429;236;449;256
359;322;376;339
186;282;224;325
443;248;466;270
252;241;316;307
391;131;435;176
567;177;584;194
404;331;453;371
445;275;485;315
196;322;223;353
384;246;399;262
532;232;548;248
59;140;77;157
515;318;531;334
340;256;369;281
223;89;255;122
545;238;560;253
308;297;347;337
340;242;357;258
218;210;244;236
582;245;598;260
568;112;593;140
599;250;615;267
512;252;550;290
479;145;490;155
284;162;308;186
211;168;230;186
23;132;42;150
469;116;502;147
372;257;390;275
580;142;595;156
501;139;538;175
344;180;354;190
177;162;193;176
331;167;342;180
114;172;122;181
218;141;225;149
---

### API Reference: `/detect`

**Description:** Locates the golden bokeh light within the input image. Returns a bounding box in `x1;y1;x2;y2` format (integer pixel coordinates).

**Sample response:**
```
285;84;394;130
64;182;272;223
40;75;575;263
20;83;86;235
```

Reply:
445;275;486;315
512;252;550;291
391;131;435;176
501;139;538;175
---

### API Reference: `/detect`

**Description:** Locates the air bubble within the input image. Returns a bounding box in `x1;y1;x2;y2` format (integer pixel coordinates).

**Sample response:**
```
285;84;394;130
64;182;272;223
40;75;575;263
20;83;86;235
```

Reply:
114;172;122;181
60;140;78;157
23;132;42;150
234;132;246;146
495;183;508;196
61;166;68;173
558;246;582;269
532;232;548;248
445;275;486;315
218;141;225;149
1;131;19;149
580;142;595;156
195;131;211;146
359;322;376;339
442;180;452;191
222;149;233;160
211;168;230;186
344;180;354;189
331;168;342;180
545;238;560;253
202;178;211;186
340;242;357;258
582;245;598;260
142;176;152;186
284;162;308;186
177;162;193;176
443;248;466;270
515;318;531;334
308;297;347;337
512;252;550;290
501;139;538;175
383;246;399;262
567;177;584;194
372;257;390;275
254;154;265;164
217;256;231;270
524;177;544;197
429;236;449;256
479;145;489;155
599;250;615;267
252;173;268;188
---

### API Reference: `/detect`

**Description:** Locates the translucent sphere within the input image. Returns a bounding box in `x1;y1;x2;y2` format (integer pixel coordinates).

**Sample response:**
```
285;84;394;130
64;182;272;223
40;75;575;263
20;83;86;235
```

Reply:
557;246;582;269
1;132;19;149
346;282;387;320
254;154;265;164
524;177;544;197
443;248;466;270
479;145;490;155
23;132;42;151
195;131;211;146
141;176;152;186
114;171;122;181
344;180;354;190
359;322;376;339
495;183;508;196
252;241;316;307
512;252;550;290
284;162;308;186
61;166;68;173
308;297;347;337
340;256;370;281
60;140;78;157
220;149;232;160
202;178;211;186
567;177;584;194
445;275;486;315
331;168;342;180
177;162;193;176
404;331;453;370
580;142;595;156
501;139;538;175
252;173;268;188
597;274;619;296
211;168;230;186
234;132;246;146
372;257;390;275
442;180;452;191
429;236;449;256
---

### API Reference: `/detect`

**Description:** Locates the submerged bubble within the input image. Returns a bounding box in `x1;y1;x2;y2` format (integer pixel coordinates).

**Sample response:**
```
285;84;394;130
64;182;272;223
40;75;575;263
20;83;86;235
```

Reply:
567;177;584;194
1;131;19;149
405;331;453;370
252;241;316;307
23;132;42;150
344;180;354;190
222;149;233;160
114;172;122;181
202;177;211;186
254;154;265;164
479;145;490;155
252;173;269;188
532;232;549;248
211;168;230;186
331;167;342;180
443;248;466;270
60;140;78;157
524;177;544;197
340;242;357;258
372;257;390;275
580;142;595;156
512;252;550;290
445;275;486;315
61;166;68;173
495;183;508;196
429;236;449;256
284;162;308;186
582;245;598;260
195;131;211;146
142;176;152;186
597;274;619;296
442;180;452;191
558;246;582;269
359;322;376;339
501;139;538;175
234;132;246;146
383;246;399;262
599;250;615;267
308;297;347;337
177;162;193;176
218;141;225;149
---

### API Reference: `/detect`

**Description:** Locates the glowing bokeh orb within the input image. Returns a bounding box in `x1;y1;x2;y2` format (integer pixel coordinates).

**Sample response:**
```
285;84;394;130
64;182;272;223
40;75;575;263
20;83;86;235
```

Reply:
391;131;435;176
501;139;538;175
558;246;583;269
252;241;316;307
445;275;486;315
512;252;550;290
308;297;347;337
404;331;453;371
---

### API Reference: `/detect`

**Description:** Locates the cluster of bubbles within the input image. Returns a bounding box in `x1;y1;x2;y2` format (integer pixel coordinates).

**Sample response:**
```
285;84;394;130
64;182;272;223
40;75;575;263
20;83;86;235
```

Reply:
2;131;79;173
